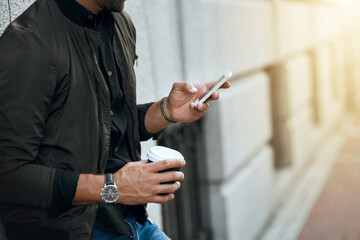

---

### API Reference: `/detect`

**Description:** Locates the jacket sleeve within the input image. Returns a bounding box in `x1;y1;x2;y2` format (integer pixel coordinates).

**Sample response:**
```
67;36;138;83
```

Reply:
0;29;59;209
137;103;162;141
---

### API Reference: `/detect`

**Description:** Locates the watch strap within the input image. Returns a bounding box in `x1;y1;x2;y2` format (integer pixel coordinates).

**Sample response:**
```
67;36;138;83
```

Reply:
105;173;115;186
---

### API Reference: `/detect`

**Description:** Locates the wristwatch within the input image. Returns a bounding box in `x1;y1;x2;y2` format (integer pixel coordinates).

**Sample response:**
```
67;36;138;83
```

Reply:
100;173;119;204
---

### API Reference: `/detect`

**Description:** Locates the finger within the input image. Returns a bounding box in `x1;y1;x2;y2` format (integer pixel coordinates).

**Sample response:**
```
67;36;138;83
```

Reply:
220;81;231;89
149;194;175;204
131;159;149;165
157;181;181;194
149;159;186;172
197;80;230;93
157;171;184;183
187;83;198;94
213;91;219;100
202;90;223;103
173;82;198;94
195;102;209;112
206;91;219;101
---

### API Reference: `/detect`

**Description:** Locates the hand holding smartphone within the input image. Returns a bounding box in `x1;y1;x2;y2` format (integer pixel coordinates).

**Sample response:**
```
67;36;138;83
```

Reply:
194;71;232;107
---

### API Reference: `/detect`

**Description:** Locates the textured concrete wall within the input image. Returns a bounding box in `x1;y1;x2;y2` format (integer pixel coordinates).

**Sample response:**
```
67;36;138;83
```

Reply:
0;1;10;35
0;0;35;35
9;0;35;21
271;55;316;169
205;72;273;240
199;1;360;239
275;2;314;58
205;72;272;180
126;0;183;103
202;1;274;78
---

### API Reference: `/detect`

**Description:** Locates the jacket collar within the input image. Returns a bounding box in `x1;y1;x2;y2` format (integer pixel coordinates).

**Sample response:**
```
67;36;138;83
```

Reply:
55;0;83;27
55;0;113;30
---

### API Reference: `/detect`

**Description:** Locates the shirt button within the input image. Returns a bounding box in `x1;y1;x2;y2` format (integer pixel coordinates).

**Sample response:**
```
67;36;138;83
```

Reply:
114;147;118;153
110;110;114;116
108;71;113;76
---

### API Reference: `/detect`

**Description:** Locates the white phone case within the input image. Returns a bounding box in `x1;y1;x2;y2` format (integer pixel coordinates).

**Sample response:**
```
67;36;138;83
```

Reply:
194;71;232;106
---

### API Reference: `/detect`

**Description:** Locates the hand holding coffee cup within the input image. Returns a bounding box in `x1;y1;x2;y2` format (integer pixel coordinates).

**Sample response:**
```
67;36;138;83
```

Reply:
112;151;185;205
147;146;185;192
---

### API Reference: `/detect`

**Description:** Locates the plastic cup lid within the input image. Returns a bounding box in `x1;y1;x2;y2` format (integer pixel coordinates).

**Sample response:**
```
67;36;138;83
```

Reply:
147;146;184;162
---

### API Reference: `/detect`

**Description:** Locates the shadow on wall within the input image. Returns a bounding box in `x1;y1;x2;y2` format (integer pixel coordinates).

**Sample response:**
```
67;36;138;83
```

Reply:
157;119;212;240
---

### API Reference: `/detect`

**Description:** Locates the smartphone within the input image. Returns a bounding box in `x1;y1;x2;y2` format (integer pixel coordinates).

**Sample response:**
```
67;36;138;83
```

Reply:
194;70;232;106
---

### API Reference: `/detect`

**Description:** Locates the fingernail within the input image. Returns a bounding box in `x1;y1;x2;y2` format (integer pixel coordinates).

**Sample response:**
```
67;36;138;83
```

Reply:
181;160;186;165
190;86;198;93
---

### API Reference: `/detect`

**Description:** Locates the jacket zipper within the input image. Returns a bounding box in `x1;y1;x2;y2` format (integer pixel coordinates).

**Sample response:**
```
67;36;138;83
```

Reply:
94;49;112;171
84;27;112;172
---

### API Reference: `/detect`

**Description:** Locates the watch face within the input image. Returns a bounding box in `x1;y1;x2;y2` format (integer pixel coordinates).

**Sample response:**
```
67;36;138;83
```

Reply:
101;185;119;203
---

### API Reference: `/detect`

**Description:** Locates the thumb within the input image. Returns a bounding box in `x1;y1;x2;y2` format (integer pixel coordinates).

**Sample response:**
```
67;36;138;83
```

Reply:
173;82;198;94
186;83;198;94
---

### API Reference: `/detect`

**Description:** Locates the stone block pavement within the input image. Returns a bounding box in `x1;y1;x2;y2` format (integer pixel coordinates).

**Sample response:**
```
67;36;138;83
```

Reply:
260;113;360;240
299;115;360;239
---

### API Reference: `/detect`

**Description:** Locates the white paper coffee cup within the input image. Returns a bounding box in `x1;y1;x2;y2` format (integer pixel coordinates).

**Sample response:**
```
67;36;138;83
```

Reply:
147;146;184;192
147;146;184;163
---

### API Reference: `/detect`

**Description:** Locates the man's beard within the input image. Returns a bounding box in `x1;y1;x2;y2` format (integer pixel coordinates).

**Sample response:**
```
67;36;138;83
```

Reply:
102;0;125;12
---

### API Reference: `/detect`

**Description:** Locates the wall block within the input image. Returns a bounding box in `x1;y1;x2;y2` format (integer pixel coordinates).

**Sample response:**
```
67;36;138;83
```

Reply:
209;146;275;240
205;72;272;180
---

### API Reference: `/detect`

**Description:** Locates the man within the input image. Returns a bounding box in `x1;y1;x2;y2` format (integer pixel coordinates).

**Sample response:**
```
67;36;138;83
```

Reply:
0;0;230;239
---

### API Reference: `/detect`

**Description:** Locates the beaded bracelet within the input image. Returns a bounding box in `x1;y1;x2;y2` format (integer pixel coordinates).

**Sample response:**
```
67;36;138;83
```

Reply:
160;97;177;123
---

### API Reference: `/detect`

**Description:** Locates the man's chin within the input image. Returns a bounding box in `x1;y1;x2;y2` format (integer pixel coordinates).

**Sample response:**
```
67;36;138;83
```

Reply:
120;0;125;12
104;0;125;12
115;2;125;12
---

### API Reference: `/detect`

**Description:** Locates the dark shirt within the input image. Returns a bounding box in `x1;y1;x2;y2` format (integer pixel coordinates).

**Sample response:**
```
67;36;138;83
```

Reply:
75;1;131;172
52;1;158;234
77;2;135;234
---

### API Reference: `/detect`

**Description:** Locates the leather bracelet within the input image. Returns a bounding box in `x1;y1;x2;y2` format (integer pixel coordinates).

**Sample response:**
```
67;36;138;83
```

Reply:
160;97;177;123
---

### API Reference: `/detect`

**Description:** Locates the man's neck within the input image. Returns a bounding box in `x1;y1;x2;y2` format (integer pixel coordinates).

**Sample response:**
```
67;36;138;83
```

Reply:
76;0;102;15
